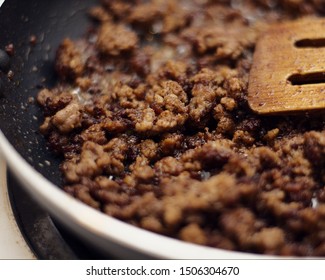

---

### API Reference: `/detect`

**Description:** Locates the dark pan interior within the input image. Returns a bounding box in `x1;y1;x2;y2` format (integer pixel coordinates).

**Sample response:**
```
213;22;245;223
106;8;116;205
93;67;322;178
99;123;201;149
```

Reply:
0;0;99;186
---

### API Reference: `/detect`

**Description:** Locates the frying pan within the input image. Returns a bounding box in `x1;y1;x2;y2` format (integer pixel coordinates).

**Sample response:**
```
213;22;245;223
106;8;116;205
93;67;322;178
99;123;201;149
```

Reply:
0;0;263;259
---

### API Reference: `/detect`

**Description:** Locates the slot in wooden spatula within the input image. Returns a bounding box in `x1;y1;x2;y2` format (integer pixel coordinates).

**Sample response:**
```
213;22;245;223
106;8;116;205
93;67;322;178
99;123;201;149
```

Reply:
248;18;325;114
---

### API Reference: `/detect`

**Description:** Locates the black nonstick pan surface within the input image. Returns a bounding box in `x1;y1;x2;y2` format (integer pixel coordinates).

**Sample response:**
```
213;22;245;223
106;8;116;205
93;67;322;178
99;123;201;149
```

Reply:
0;0;98;186
0;0;147;259
0;0;113;258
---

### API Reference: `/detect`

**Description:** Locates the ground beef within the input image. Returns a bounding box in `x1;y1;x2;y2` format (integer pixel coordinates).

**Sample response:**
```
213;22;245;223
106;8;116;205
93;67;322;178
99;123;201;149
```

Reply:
37;0;325;256
96;22;138;56
55;38;85;80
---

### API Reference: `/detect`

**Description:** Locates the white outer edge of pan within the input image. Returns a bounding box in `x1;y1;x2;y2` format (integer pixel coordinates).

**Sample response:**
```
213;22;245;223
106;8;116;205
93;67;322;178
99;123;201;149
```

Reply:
0;131;276;259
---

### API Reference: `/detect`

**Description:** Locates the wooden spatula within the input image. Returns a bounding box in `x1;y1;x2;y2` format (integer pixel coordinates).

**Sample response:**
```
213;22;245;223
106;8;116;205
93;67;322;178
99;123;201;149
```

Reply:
248;18;325;115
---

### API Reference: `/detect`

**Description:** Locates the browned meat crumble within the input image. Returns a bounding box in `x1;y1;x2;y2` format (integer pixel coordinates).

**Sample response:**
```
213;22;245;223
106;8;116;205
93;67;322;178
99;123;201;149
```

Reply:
37;0;325;256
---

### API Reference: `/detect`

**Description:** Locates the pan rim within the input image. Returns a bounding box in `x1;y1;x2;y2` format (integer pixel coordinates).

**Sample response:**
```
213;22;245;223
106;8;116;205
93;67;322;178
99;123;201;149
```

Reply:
0;130;278;259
